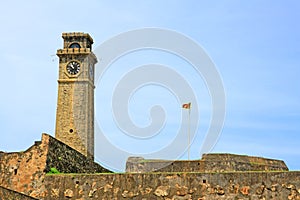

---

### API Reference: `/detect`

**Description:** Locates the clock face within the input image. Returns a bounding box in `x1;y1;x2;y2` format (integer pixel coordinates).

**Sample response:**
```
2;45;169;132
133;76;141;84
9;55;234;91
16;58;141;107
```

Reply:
66;61;80;75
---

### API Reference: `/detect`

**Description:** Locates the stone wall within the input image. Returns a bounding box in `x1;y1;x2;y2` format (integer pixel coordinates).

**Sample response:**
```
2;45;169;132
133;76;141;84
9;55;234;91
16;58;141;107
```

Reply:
0;133;296;199
126;153;288;173
43;171;300;199
46;134;111;173
0;186;38;200
0;138;49;197
0;133;111;198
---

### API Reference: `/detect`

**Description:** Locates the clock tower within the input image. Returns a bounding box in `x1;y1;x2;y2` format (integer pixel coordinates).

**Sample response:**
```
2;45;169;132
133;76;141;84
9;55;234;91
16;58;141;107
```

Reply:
55;32;97;159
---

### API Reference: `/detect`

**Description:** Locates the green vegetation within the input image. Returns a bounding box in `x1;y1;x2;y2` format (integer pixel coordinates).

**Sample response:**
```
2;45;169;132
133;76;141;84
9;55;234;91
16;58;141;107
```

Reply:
48;167;60;174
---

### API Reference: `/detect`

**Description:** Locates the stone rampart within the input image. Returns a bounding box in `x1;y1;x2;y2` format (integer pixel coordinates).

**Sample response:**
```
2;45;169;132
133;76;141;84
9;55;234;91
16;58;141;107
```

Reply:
0;133;111;198
43;171;300;199
0;133;296;199
126;153;288;173
46;134;111;173
0;186;38;200
0;137;49;197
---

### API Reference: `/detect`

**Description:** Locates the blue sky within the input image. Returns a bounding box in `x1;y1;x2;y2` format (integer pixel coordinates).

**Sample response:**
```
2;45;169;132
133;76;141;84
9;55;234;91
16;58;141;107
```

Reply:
0;1;299;171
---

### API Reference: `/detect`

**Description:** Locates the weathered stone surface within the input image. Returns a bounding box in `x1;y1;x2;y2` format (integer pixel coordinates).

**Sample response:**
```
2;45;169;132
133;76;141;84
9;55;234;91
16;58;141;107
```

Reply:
154;185;170;196
172;194;192;200
0;133;111;197
46;133;111;173
175;184;188;196
0;136;49;198
240;186;250;195
215;185;225;195
126;153;289;173
64;189;74;198
0;134;298;200
0;186;38;200
41;171;300;199
122;190;139;198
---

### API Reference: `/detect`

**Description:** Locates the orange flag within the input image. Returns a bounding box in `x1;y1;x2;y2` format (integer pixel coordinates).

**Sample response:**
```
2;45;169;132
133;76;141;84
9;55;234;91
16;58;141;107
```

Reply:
182;102;191;109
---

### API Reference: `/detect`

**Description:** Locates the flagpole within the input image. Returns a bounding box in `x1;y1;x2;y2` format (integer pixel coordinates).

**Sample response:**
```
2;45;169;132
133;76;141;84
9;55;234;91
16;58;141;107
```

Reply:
182;102;191;160
188;104;191;160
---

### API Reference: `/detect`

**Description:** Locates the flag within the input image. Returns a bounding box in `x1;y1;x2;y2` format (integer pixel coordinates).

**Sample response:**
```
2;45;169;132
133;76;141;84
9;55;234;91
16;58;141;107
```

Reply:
182;102;191;109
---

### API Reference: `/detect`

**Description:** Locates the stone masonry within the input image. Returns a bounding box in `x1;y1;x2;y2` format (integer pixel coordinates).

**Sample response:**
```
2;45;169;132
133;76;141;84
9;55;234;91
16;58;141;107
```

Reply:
55;32;97;159
43;171;300;199
1;32;300;199
1;133;297;199
0;186;38;200
0;133;111;199
126;153;288;173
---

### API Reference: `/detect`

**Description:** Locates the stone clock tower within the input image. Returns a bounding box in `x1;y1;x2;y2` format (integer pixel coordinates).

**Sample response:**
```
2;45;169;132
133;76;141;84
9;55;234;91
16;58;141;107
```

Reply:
55;32;97;159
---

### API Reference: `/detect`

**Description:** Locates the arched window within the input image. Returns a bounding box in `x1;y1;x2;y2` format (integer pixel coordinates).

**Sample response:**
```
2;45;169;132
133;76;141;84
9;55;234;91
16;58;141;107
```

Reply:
69;43;81;48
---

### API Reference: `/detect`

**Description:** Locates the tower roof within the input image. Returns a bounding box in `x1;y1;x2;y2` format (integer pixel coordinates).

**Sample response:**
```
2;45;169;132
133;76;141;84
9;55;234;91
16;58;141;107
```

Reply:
62;32;94;44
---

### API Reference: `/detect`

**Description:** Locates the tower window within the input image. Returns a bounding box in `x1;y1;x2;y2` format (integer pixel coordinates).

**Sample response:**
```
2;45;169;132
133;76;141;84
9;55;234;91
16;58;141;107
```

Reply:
69;129;74;133
69;43;81;48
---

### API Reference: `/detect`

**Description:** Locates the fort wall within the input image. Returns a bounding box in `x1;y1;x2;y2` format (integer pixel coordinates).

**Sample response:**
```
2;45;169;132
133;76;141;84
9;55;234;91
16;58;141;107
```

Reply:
43;171;300;199
0;133;297;199
0;137;49;197
0;133;110;198
0;186;38;200
126;154;288;173
46;134;110;174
